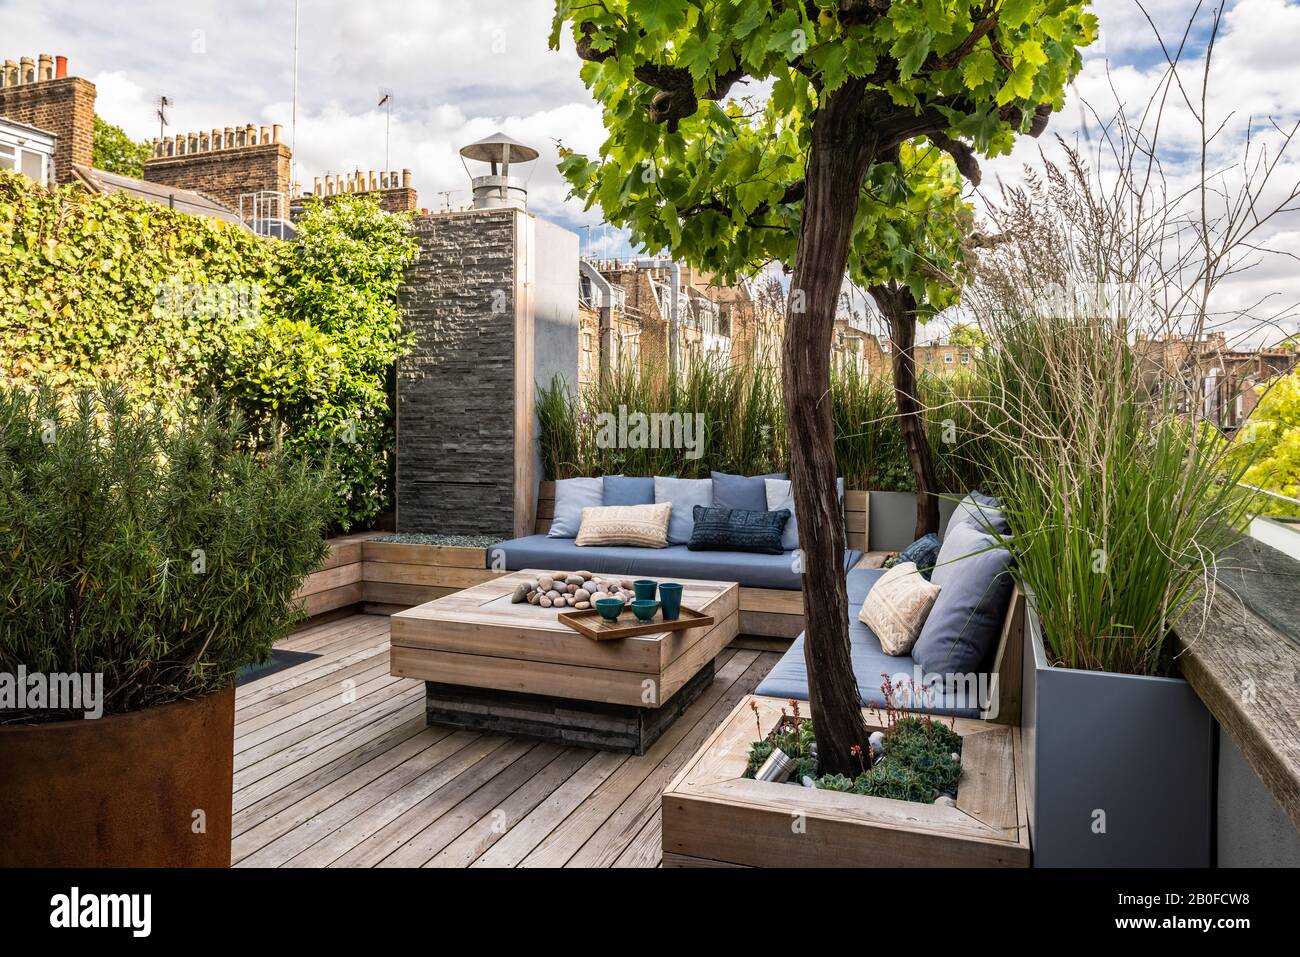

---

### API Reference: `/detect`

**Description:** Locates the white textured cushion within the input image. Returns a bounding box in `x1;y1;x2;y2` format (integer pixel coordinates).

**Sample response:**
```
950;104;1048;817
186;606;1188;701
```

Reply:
575;503;671;548
858;561;942;656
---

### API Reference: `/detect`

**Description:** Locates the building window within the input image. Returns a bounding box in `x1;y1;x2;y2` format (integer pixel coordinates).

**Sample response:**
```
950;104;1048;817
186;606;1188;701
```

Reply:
960;352;970;365
582;332;593;352
944;352;954;364
0;127;53;187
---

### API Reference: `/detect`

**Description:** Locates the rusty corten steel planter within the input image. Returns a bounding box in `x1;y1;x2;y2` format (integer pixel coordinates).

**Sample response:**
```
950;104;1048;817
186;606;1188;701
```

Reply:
0;685;234;867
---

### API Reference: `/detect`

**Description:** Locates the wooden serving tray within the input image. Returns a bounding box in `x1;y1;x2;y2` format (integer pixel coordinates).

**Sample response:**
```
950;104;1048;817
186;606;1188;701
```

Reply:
558;605;714;641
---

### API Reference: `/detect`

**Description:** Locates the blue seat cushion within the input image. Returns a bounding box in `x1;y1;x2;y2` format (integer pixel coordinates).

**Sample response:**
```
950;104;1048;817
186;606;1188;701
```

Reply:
756;567;984;717
489;535;862;591
711;471;786;512
603;476;655;506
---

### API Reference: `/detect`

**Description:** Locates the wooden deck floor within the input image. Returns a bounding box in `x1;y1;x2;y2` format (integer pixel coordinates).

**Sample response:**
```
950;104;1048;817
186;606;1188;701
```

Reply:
232;613;779;867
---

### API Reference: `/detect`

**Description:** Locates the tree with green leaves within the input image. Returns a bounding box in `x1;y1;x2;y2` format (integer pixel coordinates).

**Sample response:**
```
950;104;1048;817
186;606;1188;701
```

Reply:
92;116;152;177
552;0;1096;773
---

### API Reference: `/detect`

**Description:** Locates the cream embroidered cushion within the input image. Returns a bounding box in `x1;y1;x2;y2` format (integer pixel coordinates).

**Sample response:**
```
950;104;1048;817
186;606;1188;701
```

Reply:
575;503;672;548
859;561;942;656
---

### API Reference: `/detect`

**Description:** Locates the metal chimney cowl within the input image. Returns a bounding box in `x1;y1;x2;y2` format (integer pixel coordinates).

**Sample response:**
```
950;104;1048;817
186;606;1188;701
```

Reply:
459;132;539;211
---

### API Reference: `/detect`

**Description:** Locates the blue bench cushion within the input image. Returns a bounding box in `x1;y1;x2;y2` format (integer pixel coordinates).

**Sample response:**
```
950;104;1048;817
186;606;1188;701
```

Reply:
756;566;985;718
488;535;862;591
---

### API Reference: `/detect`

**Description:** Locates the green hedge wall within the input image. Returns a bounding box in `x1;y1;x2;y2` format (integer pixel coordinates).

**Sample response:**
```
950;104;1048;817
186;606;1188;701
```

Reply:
0;172;416;530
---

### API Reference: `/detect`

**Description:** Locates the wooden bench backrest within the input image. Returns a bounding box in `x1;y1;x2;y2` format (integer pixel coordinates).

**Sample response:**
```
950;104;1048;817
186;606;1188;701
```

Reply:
535;480;869;551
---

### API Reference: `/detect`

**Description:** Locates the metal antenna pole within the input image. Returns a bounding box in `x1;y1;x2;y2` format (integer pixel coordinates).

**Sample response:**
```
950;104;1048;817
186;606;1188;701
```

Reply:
291;0;300;193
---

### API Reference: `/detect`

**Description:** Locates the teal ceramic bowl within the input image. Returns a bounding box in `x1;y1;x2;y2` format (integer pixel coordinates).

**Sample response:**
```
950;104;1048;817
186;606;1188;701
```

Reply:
630;599;660;623
595;597;625;622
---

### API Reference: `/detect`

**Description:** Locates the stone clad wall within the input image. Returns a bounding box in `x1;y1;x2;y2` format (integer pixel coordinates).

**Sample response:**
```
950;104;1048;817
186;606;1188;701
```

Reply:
397;208;519;536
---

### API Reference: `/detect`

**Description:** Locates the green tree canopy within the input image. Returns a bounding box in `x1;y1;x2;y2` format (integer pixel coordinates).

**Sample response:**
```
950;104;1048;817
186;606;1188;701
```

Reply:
554;0;1095;292
92;115;152;177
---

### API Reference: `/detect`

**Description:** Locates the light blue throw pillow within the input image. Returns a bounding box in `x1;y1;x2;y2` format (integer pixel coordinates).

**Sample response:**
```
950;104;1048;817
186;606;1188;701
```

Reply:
946;491;1011;538
654;476;713;545
603;475;655;506
913;522;1014;676
548;477;604;538
764;477;845;551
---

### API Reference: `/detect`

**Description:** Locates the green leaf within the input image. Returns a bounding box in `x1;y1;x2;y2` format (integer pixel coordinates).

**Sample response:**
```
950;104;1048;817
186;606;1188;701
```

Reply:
1001;0;1036;28
960;49;998;89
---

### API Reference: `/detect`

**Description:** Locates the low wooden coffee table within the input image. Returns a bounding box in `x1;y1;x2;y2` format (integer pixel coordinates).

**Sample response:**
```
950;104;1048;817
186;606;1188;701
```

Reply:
389;570;739;754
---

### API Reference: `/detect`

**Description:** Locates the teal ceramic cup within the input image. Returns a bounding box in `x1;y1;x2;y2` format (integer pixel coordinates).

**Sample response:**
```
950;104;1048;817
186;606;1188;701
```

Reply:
658;582;683;621
595;597;625;622
630;599;660;622
633;579;658;601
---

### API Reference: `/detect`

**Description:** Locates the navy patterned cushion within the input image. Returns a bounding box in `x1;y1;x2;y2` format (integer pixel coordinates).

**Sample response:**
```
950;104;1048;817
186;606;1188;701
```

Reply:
687;505;791;555
896;532;942;579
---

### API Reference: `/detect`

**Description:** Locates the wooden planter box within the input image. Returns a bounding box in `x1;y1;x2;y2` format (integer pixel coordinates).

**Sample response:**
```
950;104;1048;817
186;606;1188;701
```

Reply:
360;540;494;614
293;537;495;621
661;694;1030;867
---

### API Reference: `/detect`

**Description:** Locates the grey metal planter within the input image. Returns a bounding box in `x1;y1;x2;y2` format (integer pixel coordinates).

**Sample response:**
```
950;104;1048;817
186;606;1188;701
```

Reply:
867;491;959;550
1021;605;1214;867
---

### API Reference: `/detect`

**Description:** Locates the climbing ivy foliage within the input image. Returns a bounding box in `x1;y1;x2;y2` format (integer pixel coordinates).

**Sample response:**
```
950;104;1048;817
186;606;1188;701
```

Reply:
0;172;417;530
553;0;1095;307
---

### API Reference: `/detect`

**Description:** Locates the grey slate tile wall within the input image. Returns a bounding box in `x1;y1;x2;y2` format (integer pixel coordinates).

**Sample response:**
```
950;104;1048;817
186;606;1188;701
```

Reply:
396;209;518;536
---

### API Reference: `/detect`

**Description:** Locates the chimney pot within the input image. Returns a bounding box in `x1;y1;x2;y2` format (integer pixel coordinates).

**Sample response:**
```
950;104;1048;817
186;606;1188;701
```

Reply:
54;55;67;79
402;168;412;189
313;176;322;197
260;125;270;145
38;54;53;82
272;124;283;144
19;56;34;85
245;123;256;145
223;127;234;149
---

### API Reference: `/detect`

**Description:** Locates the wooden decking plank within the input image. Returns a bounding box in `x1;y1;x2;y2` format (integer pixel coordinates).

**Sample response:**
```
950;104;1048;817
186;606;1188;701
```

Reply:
424;747;595;869
232;685;425;800
228;612;782;868
237;730;484;868
235;655;394;726
468;750;629;868
233;713;428;827
516;648;758;868
611;808;663;868
234;674;412;770
322;737;528;868
236;638;389;709
235;667;405;754
561;652;777;868
375;741;567;867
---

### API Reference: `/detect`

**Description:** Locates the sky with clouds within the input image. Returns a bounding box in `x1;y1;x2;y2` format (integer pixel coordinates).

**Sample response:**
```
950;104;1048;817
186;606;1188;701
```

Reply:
4;0;1297;344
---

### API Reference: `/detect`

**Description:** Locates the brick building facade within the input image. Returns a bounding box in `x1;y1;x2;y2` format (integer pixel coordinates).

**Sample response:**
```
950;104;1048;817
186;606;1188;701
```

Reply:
0;54;94;185
143;125;290;214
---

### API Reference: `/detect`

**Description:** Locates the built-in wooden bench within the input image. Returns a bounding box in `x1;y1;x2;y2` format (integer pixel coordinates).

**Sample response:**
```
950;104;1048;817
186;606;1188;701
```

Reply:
292;536;494;622
295;485;890;643
534;480;871;640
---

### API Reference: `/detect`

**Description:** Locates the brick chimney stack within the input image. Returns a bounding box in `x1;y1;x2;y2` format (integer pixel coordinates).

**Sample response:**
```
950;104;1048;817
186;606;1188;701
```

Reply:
300;165;418;214
143;121;291;213
0;52;96;184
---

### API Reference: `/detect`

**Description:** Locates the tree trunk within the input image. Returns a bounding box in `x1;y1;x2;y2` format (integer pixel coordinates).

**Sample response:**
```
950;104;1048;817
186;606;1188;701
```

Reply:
783;80;876;777
870;283;940;539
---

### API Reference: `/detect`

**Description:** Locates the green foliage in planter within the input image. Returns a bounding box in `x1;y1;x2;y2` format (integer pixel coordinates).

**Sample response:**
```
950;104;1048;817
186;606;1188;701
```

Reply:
0;170;277;398
212;196;417;529
976;313;1254;675
0;384;332;720
746;713;962;802
91;115;152;177
540;356;987;494
0;174;417;531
